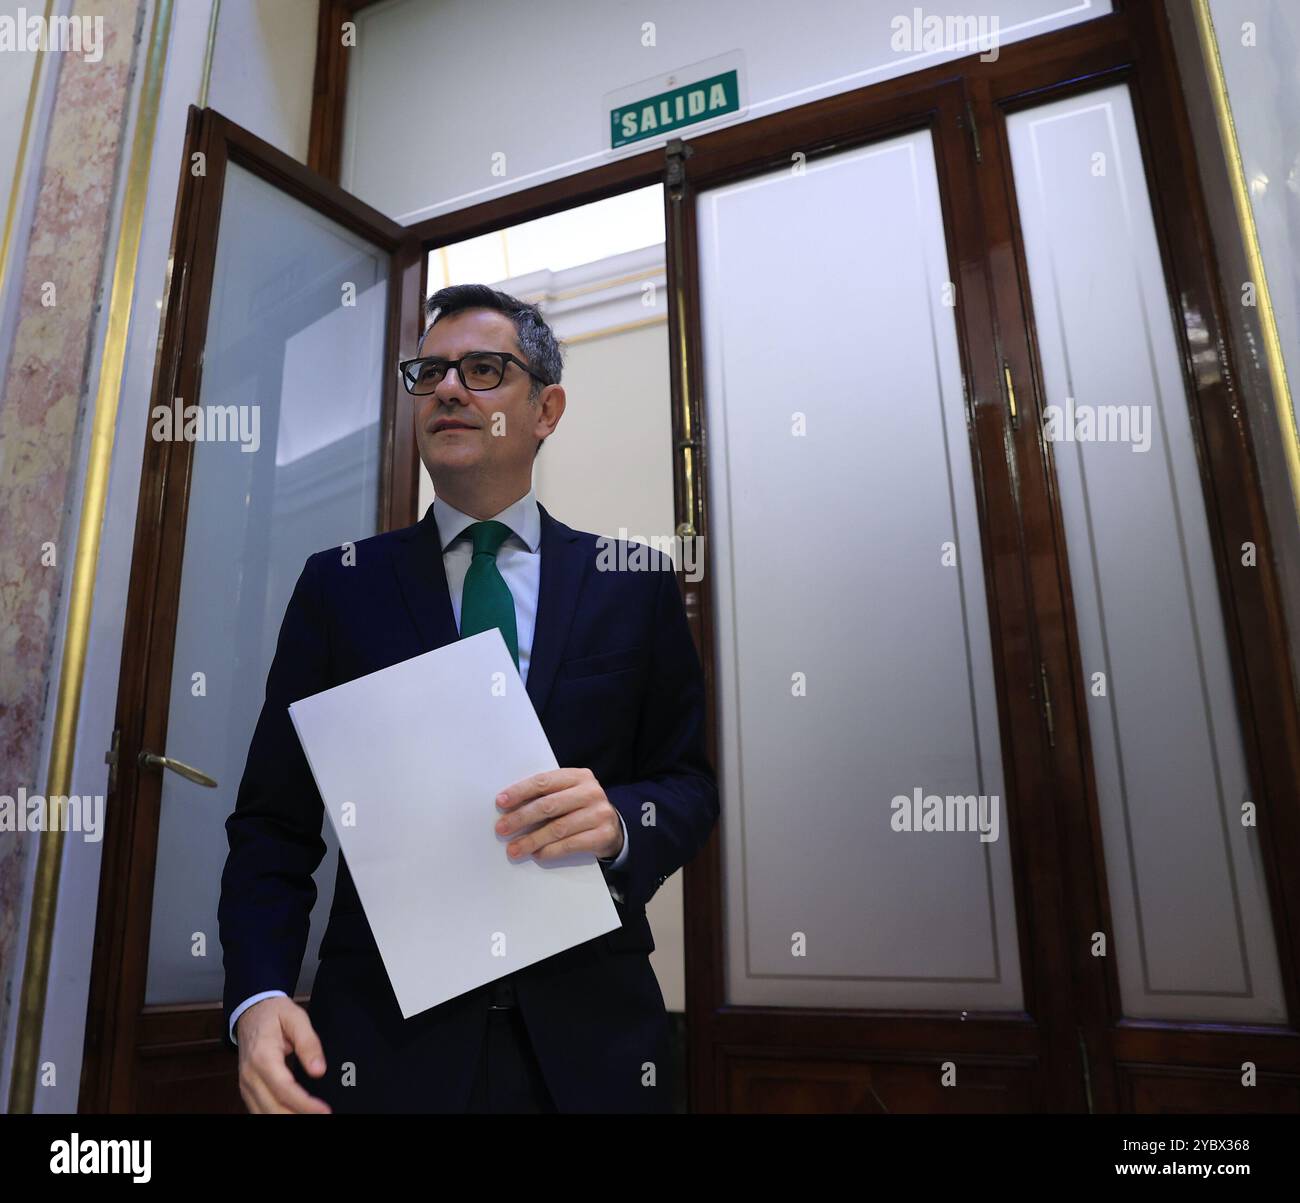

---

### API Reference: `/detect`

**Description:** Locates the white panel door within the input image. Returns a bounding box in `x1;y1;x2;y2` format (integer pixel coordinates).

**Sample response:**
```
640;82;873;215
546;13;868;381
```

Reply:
1006;84;1285;1024
699;129;1024;1011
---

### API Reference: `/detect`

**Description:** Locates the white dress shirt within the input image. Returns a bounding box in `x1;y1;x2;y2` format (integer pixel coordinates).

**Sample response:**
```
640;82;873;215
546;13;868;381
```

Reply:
230;485;629;1043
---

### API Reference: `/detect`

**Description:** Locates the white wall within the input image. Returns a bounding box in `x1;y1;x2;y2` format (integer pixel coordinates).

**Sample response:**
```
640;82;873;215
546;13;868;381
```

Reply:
534;322;674;538
206;0;317;161
342;0;1113;221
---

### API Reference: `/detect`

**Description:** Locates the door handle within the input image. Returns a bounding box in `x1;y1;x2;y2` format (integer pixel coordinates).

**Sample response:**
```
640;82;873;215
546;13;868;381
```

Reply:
137;750;217;788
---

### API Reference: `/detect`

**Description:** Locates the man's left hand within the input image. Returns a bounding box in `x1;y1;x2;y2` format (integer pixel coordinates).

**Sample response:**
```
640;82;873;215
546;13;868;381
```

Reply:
495;768;623;862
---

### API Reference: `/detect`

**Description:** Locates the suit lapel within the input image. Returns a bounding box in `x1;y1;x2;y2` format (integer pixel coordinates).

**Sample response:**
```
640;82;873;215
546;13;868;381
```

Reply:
527;501;587;717
391;502;460;654
390;498;588;717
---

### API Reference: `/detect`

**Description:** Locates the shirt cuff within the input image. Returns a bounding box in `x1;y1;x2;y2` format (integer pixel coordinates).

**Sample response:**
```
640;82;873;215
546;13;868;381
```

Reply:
599;810;629;870
230;989;289;1045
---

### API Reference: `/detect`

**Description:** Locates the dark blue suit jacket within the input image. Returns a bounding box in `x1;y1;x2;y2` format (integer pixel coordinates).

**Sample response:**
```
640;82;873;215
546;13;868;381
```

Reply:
217;500;718;1112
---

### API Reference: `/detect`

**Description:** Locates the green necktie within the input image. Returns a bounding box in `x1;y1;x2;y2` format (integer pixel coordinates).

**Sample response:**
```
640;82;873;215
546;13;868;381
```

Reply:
459;519;519;670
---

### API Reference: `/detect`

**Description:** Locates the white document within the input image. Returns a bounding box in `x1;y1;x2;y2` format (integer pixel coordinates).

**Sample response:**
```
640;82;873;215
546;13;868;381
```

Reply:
288;628;620;1018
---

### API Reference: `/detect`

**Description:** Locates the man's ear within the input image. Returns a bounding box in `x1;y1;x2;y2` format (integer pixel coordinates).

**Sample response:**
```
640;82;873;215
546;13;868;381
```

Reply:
535;384;565;445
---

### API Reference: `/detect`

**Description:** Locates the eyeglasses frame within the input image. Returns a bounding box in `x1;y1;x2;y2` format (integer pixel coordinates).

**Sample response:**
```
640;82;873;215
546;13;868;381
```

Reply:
397;350;552;395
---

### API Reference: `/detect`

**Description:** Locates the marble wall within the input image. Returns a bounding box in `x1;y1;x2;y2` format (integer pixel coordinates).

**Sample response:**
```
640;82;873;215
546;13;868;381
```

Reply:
0;0;146;1073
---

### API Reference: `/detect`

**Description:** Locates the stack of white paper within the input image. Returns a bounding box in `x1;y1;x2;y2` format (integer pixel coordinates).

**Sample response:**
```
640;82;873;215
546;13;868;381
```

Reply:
288;628;620;1018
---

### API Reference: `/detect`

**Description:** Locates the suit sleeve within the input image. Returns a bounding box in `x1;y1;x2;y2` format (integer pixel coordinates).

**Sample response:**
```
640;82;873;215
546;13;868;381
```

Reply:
602;557;719;908
218;552;331;1050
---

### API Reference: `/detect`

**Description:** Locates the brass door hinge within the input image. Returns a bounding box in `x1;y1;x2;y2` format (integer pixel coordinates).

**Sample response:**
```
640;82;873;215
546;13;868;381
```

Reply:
665;136;694;196
105;727;120;794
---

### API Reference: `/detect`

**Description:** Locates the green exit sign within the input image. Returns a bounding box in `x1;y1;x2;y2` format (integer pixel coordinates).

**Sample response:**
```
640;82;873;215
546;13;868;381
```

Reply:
610;69;740;148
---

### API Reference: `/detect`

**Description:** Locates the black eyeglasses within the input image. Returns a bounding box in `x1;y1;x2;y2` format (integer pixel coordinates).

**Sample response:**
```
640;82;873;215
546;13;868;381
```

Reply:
398;351;550;395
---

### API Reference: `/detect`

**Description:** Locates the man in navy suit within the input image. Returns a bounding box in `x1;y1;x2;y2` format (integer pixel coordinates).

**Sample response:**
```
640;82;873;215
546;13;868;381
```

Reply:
218;283;717;1113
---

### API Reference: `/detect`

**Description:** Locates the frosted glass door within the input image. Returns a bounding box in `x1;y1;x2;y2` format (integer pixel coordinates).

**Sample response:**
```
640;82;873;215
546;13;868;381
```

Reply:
1006;85;1285;1023
144;162;389;1004
700;130;1024;1011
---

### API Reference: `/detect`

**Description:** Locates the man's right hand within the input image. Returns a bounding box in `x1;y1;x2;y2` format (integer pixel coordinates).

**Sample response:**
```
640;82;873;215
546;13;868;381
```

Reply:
236;996;332;1114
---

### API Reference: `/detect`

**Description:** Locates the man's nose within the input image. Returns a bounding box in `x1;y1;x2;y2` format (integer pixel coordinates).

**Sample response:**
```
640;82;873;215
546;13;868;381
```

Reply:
433;368;471;403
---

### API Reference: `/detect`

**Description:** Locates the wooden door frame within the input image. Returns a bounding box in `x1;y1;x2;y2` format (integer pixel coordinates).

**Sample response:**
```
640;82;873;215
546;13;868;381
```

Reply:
79;106;419;1111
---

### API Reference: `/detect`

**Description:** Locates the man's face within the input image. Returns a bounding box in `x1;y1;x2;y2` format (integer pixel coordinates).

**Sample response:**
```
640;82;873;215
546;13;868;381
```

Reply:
412;309;561;486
